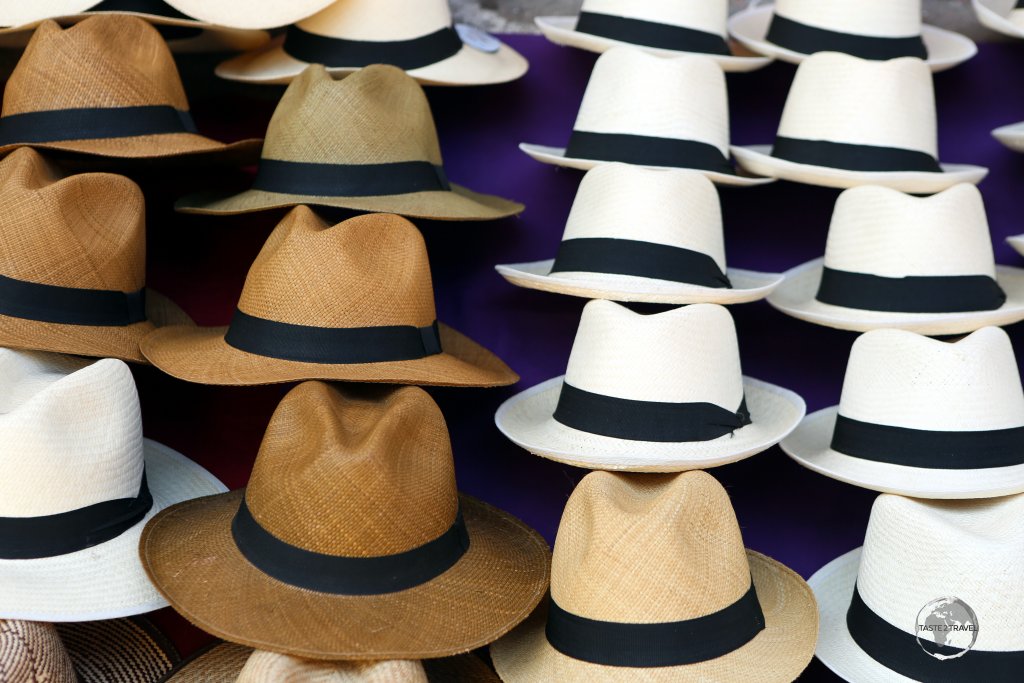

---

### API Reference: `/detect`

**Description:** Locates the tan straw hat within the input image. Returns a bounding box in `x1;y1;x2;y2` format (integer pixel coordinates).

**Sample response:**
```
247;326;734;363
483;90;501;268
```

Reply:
496;164;783;304
0;147;192;363
519;47;774;187
0;15;261;161
491;470;818;682
534;0;771;72
809;493;1024;681
141;208;517;387
161;0;337;30
768;184;1024;335
216;0;528;86
0;349;227;621
731;52;988;193
141;381;551;660
495;301;805;472
728;0;976;72
972;0;1024;40
176;64;522;220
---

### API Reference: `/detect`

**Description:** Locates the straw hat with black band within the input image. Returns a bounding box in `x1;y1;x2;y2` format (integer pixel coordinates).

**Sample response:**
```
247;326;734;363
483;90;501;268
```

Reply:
973;0;1024;40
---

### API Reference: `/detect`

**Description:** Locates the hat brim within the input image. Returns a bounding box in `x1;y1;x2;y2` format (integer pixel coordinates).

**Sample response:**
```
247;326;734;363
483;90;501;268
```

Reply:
491;550;818;683
534;15;773;73
727;5;977;73
731;144;987;193
494;375;806;472
0;135;261;164
519;143;775;188
140;321;519;387
972;0;1024;40
141;491;551;660
1009;235;1024;258
766;258;1024;335
57;617;180;683
0;439;227;622
992;121;1024;153
495;259;784;305
160;0;338;30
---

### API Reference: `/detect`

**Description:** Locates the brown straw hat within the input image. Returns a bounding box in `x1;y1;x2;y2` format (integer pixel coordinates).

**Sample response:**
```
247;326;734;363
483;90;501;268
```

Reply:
141;207;517;386
175;64;523;221
491;471;818;682
140;382;551;660
0;15;261;161
0;147;191;362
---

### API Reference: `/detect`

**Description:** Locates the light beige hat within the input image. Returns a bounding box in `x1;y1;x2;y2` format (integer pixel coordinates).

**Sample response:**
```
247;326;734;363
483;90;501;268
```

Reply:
1009;233;1024;257
972;0;1024;40
731;52;987;193
496;164;783;304
161;0;337;29
992;120;1024;153
768;184;1024;335
729;0;976;72
809;493;1024;681
491;470;818;682
520;47;773;187
495;301;805;472
0;349;226;621
534;0;771;72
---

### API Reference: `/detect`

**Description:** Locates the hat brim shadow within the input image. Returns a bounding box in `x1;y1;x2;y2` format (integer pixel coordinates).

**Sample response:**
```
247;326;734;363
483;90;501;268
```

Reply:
992;121;1024;153
972;0;1024;40
57;617;180;683
0;136;262;164
491;550;818;683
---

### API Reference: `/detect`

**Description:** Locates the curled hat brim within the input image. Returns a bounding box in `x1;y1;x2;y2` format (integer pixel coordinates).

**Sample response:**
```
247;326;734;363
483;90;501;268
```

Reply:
992;121;1024;153
1009;235;1024;258
0;135;262;164
972;0;1024;40
56;617;180;683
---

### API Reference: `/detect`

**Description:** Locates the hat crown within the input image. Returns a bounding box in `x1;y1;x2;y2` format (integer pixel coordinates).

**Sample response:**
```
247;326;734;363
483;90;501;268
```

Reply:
238;650;429;682
299;0;452;40
839;327;1024;431
564;301;744;409
574;48;731;155
581;0;729;36
0;621;76;683
775;0;922;38
246;382;460;557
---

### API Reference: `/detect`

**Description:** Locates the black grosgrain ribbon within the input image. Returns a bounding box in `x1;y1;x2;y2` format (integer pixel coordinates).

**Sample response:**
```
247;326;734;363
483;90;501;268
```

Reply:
231;498;470;594
816;267;1006;314
0;274;146;327
0;106;198;146
550;238;731;288
251;159;451;198
566;131;735;175
546;583;765;667
771;137;942;173
574;11;730;55
283;25;464;70
0;472;152;560
766;14;927;60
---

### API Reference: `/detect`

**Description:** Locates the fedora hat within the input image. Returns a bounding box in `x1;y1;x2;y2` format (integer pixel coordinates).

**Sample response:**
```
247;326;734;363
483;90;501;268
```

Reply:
141;382;551;659
177;64;522;220
495;301;805;471
161;0;337;30
973;0;1024;40
729;0;976;72
768;184;1024;335
0;349;227;621
534;0;771;72
497;164;783;305
0;148;192;363
491;470;818;682
216;0;528;86
731;52;988;193
141;208;517;387
520;47;774;187
810;493;1024;681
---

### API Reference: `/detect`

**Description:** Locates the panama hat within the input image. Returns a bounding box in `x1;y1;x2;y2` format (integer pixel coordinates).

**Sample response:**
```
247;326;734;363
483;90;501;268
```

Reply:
992;120;1024;153
973;0;1024;40
534;0;771;72
495;301;805;472
492;470;818;682
0;349;226;621
731;52;987;193
216;0;527;86
142;208;517;387
161;0;336;30
768;184;1024;335
729;0;976;73
177;64;521;220
519;47;773;187
142;381;551;660
810;493;1024;681
496;164;783;304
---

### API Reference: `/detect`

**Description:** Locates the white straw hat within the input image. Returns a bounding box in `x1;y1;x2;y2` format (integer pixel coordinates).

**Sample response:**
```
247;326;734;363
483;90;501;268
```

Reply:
216;0;527;86
495;301;805;472
729;0;976;72
1009;234;1024;257
520;47;774;187
767;184;1024;335
535;0;771;72
731;52;988;193
161;0;336;29
496;164;783;304
0;348;226;621
810;493;1024;682
992;120;1024;153
972;0;1024;40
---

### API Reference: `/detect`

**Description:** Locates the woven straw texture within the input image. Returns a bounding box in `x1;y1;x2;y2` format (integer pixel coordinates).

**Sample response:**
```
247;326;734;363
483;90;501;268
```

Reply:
973;0;1024;39
0;620;76;682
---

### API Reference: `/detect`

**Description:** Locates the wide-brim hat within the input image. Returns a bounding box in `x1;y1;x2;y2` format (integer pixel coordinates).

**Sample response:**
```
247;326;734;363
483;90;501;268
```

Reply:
161;0;337;29
972;0;1024;40
992;121;1024;153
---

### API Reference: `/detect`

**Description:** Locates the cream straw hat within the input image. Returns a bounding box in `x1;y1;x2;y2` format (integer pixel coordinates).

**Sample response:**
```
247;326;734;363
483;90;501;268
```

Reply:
496;164;783;304
0;349;226;621
535;0;771;72
520;47;773;187
731;52;987;193
767;184;1024;335
161;0;336;30
729;0;976;72
992;120;1024;152
495;301;805;472
972;0;1024;40
1009;233;1024;257
810;493;1024;682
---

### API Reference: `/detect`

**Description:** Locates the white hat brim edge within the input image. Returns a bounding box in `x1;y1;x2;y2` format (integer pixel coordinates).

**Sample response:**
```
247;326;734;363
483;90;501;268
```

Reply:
972;0;1024;40
992;122;1024;153
1008;235;1024;258
161;0;337;30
